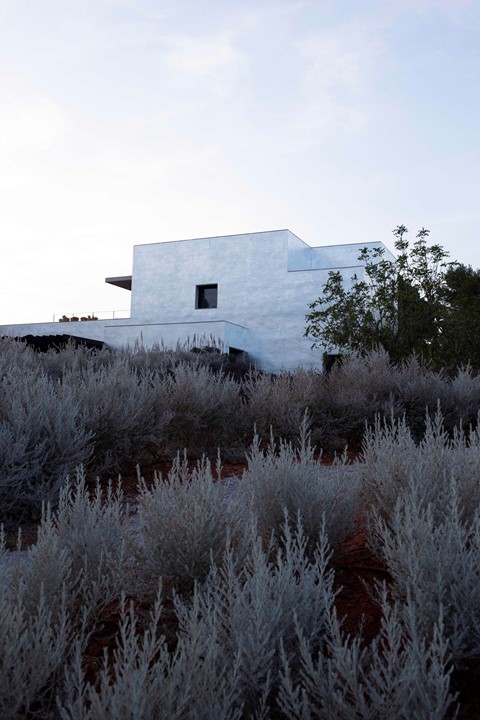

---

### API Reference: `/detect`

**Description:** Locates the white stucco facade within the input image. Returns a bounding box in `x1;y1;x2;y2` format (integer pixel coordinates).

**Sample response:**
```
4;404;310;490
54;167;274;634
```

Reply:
1;230;395;371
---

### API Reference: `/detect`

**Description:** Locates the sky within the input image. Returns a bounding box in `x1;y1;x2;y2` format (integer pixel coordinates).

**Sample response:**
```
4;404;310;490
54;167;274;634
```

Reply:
1;0;479;324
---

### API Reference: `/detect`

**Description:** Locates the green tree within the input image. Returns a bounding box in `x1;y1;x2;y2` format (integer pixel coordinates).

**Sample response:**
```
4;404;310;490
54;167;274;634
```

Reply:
305;226;459;367
439;264;480;369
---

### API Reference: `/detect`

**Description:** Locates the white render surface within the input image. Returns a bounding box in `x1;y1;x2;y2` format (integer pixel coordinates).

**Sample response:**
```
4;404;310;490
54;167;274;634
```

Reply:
2;230;394;371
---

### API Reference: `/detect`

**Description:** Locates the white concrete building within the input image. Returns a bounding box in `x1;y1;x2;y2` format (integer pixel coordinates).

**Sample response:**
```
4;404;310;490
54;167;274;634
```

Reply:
1;230;394;371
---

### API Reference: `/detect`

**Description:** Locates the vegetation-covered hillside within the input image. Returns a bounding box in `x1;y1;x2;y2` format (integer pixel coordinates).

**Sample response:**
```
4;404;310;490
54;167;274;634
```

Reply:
1;338;480;717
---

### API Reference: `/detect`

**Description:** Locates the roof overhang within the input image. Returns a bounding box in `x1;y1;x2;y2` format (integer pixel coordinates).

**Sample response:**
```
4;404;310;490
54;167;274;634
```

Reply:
105;275;132;291
12;334;105;352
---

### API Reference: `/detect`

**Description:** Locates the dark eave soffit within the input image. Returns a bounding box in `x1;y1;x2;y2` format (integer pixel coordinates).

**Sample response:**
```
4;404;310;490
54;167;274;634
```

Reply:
105;276;132;291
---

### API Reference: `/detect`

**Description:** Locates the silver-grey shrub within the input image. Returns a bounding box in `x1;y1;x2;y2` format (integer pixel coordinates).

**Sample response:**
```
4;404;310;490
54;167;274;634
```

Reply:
136;454;238;592
60;517;336;719
277;589;456;720
0;577;71;719
57;517;457;719
162;362;245;451
323;349;399;438
243;370;323;441
0;526;72;719
173;517;336;717
448;364;480;429
58;585;245;720
0;336;39;375
361;408;480;519
394;356;451;438
0;469;133;717
12;467;133;622
236;421;359;549
371;480;480;664
71;359;172;471
0;368;93;522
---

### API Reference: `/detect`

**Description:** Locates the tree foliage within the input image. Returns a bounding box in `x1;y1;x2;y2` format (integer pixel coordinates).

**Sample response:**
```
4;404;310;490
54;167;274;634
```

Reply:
440;263;480;368
305;225;480;370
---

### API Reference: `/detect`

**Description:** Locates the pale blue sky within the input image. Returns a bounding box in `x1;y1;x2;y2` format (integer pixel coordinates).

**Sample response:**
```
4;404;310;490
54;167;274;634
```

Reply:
1;0;479;324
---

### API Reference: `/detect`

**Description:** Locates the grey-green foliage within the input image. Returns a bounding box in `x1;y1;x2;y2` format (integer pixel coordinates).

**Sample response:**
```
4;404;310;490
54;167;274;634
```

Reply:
0;579;70;720
136;454;239;592
237;420;359;549
0;453;462;719
4;336;480;524
58;591;172;720
174;517;336;716
372;480;480;664
363;402;480;668
361;408;480;519
278;589;456;720
322;349;399;437
0;526;71;720
0;341;246;521
242;370;320;441
58;585;245;720
56;516;457;720
54;468;133;609
0;336;40;375
448;365;480;428
0;368;93;522
241;350;480;448
12;467;132;622
0;469;134;718
162;362;244;451
71;359;172;470
240;359;386;447
393;356;452;439
59;517;337;720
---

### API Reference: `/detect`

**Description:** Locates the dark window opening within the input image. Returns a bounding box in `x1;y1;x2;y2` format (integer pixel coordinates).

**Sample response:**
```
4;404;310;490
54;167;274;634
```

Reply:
196;284;218;309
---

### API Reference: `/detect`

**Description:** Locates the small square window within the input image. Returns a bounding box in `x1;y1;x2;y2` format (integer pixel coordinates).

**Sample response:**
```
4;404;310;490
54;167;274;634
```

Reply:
196;284;218;309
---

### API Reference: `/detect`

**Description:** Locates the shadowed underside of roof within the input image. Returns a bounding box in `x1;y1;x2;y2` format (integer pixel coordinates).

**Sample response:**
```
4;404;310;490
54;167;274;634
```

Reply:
105;276;132;290
4;334;105;352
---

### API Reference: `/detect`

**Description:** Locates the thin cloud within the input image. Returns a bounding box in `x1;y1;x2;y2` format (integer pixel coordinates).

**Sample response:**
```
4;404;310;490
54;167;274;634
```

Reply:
379;0;477;24
161;31;249;100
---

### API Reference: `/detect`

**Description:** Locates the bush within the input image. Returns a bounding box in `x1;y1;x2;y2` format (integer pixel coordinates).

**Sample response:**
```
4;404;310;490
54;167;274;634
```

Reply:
278;588;456;719
174;517;336;716
394;356;450;439
0;577;71;719
0;368;92;523
322;350;399;443
371;479;480;664
162;363;245;452
242;370;320;442
361;408;480;519
56;517;457;719
59;516;337;719
236;419;359;550
71;359;172;471
135;454;239;592
12;467;133;621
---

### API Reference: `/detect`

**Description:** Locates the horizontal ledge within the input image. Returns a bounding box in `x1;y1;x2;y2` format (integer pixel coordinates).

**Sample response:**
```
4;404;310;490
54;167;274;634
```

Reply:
105;276;132;290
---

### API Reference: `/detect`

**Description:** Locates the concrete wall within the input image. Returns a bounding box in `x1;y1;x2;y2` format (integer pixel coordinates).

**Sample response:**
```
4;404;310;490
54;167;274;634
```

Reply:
309;241;395;270
104;320;250;353
1;230;395;372
0;319;250;355
0;319;113;343
127;229;384;371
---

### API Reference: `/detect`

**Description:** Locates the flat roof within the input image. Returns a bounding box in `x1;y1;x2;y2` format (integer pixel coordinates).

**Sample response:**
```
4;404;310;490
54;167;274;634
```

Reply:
105;276;132;290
